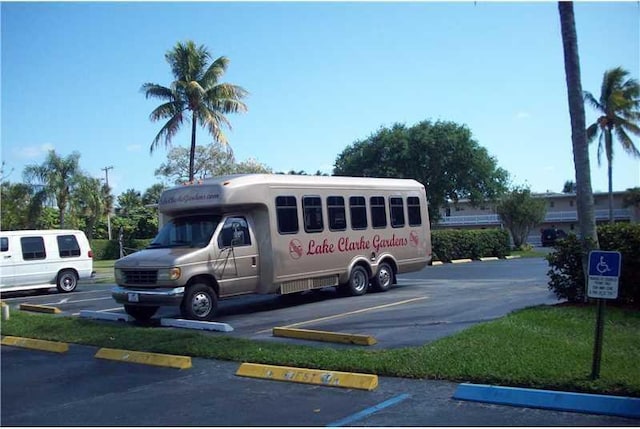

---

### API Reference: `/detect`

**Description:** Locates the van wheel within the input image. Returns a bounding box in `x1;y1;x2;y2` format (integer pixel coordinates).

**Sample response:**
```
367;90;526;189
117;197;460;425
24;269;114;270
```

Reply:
56;270;78;293
372;262;394;292
124;305;158;322
181;283;218;321
341;266;369;296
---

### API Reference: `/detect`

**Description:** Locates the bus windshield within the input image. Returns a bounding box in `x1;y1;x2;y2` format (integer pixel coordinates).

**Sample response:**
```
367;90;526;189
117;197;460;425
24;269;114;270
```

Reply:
147;215;221;249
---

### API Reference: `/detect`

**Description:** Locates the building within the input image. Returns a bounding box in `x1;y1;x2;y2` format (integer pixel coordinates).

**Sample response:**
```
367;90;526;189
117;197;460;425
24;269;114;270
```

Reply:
435;191;638;246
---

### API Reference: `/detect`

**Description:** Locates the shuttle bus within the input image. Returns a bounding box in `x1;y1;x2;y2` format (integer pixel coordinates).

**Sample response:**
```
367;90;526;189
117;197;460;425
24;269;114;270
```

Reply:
112;174;432;321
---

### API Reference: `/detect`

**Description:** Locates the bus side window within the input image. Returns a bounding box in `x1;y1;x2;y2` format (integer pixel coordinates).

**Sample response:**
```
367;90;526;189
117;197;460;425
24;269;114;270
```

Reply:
390;197;405;228
407;197;422;226
349;196;367;230
370;196;387;229
303;196;323;233
327;196;346;231
276;196;299;234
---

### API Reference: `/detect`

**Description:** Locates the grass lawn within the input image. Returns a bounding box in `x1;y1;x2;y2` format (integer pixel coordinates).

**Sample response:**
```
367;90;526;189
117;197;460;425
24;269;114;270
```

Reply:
2;304;638;397
90;260;116;283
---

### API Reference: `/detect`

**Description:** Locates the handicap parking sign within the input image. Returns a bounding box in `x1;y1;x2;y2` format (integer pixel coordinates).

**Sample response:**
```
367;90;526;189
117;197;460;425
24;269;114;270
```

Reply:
587;251;622;299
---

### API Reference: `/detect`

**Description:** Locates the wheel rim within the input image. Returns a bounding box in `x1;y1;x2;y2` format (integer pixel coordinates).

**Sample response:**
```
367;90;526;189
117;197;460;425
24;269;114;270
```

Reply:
352;269;367;292
60;274;75;291
191;292;212;318
378;266;392;288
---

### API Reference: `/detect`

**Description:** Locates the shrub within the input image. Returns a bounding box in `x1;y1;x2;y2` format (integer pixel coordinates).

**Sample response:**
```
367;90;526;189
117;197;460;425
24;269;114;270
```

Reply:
546;223;640;307
431;228;510;262
90;239;152;260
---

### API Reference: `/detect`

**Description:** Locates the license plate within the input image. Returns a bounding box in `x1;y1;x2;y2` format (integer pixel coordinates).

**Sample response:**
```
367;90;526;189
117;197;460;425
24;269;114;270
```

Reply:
127;293;139;303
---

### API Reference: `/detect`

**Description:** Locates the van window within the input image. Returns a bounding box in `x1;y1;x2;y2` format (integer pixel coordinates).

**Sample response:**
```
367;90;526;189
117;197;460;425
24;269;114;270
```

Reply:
327;196;346;231
21;236;46;260
57;235;81;257
276;196;299;234
1;237;7;252
303;196;324;233
390;197;405;228
349;196;367;230
218;217;251;248
370;196;387;229
407;197;422;226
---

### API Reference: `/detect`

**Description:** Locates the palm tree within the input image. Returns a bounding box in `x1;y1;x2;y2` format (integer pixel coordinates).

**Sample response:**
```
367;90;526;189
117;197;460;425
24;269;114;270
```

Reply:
558;1;599;293
584;67;640;223
141;40;248;182
73;175;113;240
23;150;81;228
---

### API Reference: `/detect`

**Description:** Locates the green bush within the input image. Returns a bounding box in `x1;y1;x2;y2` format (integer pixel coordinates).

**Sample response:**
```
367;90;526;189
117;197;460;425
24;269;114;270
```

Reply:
432;228;510;262
90;239;152;260
546;223;640;307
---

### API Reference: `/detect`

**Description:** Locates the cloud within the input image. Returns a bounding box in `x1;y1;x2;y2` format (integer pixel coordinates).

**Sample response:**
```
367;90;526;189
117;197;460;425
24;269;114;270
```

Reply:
13;143;55;159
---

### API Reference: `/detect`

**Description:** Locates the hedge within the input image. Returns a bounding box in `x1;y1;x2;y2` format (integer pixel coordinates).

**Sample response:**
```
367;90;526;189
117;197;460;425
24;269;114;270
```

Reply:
90;239;152;260
431;228;511;262
547;222;640;307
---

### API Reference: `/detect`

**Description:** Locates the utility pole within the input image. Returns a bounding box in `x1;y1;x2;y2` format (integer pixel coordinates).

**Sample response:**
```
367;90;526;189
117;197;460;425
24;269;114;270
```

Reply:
101;166;114;240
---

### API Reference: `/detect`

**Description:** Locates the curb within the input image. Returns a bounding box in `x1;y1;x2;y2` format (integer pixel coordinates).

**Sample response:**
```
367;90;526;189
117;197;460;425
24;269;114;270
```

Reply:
94;347;192;369
236;362;378;391
451;259;473;264
453;383;640;419
19;304;61;314
160;318;234;332
479;256;500;261
272;327;377;346
1;336;69;353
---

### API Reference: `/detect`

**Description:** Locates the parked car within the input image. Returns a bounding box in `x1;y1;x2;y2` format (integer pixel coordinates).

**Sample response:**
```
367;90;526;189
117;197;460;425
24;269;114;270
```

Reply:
540;228;568;247
0;229;94;293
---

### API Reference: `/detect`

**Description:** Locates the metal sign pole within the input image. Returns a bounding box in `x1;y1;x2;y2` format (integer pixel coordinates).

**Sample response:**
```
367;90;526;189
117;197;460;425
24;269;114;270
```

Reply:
590;298;605;380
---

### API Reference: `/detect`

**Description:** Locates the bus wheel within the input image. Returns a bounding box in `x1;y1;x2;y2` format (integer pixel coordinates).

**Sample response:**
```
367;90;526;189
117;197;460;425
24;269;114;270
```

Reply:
343;266;369;296
372;262;393;292
181;283;218;321
124;305;158;322
56;270;78;293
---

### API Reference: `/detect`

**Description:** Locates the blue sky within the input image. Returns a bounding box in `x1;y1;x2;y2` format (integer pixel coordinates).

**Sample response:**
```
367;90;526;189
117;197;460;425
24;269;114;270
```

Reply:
2;1;639;199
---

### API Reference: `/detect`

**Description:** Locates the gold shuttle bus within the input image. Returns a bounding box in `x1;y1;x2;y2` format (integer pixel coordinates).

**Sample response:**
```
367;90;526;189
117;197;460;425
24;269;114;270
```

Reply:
112;174;432;321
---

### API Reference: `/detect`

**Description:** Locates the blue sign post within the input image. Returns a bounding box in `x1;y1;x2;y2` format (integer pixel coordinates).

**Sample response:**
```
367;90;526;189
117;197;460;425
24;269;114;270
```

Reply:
587;250;622;380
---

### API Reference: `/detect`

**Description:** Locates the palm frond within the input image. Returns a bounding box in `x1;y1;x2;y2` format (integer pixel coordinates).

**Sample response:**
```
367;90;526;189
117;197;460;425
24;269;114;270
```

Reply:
149;100;184;122
141;83;174;100
614;126;640;158
583;91;602;112
596;131;605;166
586;123;599;143
201;56;230;87
150;113;184;154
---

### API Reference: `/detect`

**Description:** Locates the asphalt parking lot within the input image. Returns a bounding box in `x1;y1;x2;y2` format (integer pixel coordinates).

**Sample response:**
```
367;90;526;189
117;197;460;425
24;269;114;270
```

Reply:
2;257;638;426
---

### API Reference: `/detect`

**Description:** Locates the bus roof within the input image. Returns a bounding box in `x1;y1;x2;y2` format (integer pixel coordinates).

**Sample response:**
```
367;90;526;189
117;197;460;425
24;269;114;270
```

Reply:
158;174;425;214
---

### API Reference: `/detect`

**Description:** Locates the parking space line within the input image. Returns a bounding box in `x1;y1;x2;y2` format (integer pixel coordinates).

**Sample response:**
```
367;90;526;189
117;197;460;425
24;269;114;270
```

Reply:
256;297;428;334
326;393;411;427
43;296;114;306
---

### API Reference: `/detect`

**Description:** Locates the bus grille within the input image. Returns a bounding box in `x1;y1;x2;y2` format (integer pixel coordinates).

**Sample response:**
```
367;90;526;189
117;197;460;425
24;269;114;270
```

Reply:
124;270;158;285
280;275;339;294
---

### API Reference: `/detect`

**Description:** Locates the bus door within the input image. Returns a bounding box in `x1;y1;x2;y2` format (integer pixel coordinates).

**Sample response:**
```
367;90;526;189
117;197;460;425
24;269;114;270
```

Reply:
214;216;259;296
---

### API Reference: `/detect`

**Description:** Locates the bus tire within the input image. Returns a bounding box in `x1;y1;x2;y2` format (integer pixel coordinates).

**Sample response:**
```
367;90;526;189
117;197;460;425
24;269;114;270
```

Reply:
372;262;394;292
342;265;369;296
181;283;218;321
56;270;78;293
124;305;158;321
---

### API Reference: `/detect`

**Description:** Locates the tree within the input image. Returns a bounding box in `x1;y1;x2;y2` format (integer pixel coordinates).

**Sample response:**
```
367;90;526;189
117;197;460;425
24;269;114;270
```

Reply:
142;183;166;206
155;143;236;185
142;40;248;182
562;180;577;193
333;120;509;222
72;175;113;241
558;1;599;274
231;158;272;174
584;67;640;223
114;188;158;239
496;187;547;249
23;150;81;228
0;181;50;230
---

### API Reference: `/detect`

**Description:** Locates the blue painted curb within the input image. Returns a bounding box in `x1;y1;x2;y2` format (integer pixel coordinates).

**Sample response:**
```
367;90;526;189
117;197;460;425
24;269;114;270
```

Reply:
453;383;640;419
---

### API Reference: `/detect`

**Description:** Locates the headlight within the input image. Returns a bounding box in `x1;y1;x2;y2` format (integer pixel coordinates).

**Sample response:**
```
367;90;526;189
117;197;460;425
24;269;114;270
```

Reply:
114;268;123;283
158;267;181;281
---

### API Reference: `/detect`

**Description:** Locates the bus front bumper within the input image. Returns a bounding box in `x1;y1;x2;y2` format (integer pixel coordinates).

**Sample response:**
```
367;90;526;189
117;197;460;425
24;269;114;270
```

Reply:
111;286;185;306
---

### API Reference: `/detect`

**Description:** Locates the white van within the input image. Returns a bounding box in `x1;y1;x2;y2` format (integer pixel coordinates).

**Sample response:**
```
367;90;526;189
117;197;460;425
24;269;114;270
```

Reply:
0;230;94;293
113;174;432;321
